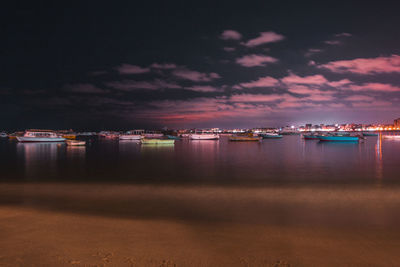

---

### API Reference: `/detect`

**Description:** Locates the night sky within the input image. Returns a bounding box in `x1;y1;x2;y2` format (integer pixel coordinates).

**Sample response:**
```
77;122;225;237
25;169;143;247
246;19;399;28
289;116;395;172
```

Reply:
2;1;400;130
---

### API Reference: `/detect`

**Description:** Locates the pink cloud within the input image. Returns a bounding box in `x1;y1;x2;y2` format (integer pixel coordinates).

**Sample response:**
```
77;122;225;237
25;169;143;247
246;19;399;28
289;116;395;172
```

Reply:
346;83;400;92
239;76;279;88
116;64;150;74
324;40;342;45
64;83;109;94
172;69;221;82
352;101;392;108
305;49;323;57
327;79;352;87
288;85;317;94
303;94;335;101
319;55;400;74
335;32;352;37
107;79;181;90
242;31;285;47
235;54;278;67
344;95;375;102
223;47;236;52
281;73;328;85
230;93;293;103
187;85;222;92
150;63;177;69
220;30;242;40
276;101;322;109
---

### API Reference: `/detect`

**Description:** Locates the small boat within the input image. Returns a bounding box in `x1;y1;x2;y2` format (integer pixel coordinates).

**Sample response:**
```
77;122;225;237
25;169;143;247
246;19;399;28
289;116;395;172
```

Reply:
302;134;319;140
66;140;86;146
260;133;283;139
363;132;379;137
16;130;66;142
144;133;164;138
189;134;219;140
0;132;8;138
229;135;260;142
119;134;141;140
317;135;359;142
166;135;181;140
141;138;175;145
383;135;400;139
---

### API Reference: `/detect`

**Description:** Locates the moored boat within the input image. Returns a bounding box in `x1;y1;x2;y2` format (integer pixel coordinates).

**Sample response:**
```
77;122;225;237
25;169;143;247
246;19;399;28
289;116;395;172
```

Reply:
166;135;181;140
383;135;400;139
189;134;219;140
62;134;77;140
119;134;141;140
16;130;66;142
363;132;379;137
260;133;283;139
141;138;175;145
317;135;359;142
229;135;260;141
66;140;86;146
0;132;8;138
302;134;319;140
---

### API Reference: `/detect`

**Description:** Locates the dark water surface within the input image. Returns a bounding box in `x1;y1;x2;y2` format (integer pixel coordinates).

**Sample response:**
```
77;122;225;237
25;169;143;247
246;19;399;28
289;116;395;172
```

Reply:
0;135;399;185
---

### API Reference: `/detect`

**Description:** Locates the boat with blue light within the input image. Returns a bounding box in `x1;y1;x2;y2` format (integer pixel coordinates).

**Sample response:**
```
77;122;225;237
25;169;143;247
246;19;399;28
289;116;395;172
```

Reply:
317;135;360;142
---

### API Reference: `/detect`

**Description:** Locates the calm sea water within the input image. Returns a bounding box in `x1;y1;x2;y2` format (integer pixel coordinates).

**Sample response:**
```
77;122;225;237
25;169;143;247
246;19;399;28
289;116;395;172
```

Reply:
0;134;399;185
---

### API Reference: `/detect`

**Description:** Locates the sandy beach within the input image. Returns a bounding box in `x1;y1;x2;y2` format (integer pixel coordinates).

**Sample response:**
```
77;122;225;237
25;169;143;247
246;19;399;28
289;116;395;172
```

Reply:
1;183;400;266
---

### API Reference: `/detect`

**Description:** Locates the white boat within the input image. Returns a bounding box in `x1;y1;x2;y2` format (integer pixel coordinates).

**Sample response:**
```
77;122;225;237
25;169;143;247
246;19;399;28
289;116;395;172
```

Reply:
383;135;400;139
0;132;8;138
119;134;141;140
189;134;220;140
16;130;66;142
66;140;86;146
144;133;163;138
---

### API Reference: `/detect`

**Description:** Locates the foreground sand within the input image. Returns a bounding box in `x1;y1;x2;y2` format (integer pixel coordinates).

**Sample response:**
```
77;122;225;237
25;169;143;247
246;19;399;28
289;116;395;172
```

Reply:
1;183;400;266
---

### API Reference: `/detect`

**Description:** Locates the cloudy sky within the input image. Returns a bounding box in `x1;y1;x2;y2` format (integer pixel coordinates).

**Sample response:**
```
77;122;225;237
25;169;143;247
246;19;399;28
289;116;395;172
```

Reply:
2;1;400;130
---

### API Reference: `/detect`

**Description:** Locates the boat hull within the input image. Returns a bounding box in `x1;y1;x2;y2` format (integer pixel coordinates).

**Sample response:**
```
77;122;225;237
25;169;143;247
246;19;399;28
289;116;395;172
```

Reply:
383;135;400;139
261;134;283;139
119;135;141;140
303;135;319;140
318;136;359;142
229;136;260;142
141;139;175;145
189;134;219;140
17;137;66;142
66;140;86;146
363;133;378;136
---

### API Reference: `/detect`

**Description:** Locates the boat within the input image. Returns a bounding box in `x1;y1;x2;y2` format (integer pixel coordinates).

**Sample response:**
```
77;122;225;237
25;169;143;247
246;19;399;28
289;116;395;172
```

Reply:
144;133;163;138
62;134;77;140
166;135;181;140
260;133;283;139
317;135;360;142
66;140;86;146
302;134;319;140
189;134;219;140
383;135;400;139
141;138;175;145
119;134;141;140
363;132;379;137
0;132;8;138
16;130;66;142
229;135;260;141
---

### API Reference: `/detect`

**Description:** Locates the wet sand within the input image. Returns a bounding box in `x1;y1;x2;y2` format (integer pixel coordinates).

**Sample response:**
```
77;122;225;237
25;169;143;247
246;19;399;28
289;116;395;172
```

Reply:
1;183;400;266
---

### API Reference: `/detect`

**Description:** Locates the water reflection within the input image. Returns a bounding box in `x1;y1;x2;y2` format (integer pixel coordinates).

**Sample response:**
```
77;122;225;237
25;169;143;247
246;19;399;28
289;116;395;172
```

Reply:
17;142;63;179
140;143;175;153
66;145;86;159
375;134;383;180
